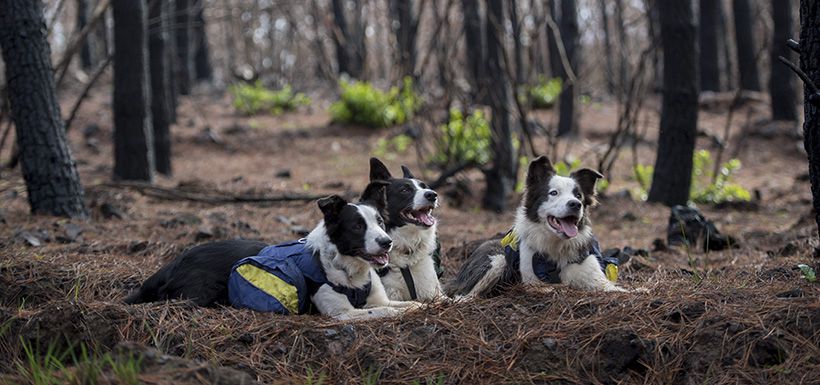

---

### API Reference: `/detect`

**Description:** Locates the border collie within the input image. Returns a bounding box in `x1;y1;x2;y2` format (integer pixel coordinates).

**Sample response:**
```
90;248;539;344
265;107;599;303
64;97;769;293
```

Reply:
369;158;445;301
126;182;418;320
447;156;626;297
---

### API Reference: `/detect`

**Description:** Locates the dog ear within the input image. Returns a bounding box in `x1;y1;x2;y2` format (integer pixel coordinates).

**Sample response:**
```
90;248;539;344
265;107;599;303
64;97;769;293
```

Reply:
369;158;392;181
400;165;415;179
359;180;390;212
526;156;556;190
570;168;604;205
317;195;348;222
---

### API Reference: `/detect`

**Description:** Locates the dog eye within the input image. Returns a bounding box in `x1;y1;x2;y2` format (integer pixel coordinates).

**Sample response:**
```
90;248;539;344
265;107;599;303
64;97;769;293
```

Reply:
354;223;364;231
419;182;428;189
549;190;558;196
402;186;412;193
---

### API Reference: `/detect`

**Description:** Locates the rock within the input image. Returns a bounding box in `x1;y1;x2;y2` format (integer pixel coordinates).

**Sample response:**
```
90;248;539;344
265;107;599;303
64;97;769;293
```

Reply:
237;333;255;344
15;230;43;247
57;223;83;243
651;238;668;252
195;226;215;241
275;169;292;178
775;288;803;298
323;181;345;189
161;213;202;228
100;202;125;219
667;206;739;252
541;338;557;350
128;240;149;254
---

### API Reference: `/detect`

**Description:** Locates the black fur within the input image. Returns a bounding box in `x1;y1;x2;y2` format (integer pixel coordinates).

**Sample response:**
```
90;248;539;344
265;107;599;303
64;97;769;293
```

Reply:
524;156;556;223
369;158;435;231
323;192;390;260
124;239;268;306
570;168;603;207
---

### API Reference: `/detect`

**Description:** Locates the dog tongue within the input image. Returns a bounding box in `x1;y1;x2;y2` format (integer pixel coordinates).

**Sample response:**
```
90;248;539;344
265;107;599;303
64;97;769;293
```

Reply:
417;212;437;226
558;218;578;238
373;254;389;266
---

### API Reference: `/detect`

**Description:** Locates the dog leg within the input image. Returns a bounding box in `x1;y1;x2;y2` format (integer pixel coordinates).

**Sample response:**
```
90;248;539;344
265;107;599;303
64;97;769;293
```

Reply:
334;306;404;321
560;255;626;292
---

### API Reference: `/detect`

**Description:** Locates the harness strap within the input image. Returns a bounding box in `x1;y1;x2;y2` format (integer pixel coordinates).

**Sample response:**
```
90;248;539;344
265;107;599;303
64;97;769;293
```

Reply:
400;267;418;300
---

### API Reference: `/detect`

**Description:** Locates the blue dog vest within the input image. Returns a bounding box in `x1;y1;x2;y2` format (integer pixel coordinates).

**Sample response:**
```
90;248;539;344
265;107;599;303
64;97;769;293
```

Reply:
228;240;372;314
500;230;620;283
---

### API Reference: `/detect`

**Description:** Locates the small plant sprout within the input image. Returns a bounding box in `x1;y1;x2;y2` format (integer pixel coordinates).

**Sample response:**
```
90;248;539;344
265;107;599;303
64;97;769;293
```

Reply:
797;264;816;283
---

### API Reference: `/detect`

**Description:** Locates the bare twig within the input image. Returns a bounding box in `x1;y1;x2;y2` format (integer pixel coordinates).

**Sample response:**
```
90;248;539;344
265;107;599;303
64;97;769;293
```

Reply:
778;55;820;107
64;55;113;132
94;181;327;204
54;0;111;87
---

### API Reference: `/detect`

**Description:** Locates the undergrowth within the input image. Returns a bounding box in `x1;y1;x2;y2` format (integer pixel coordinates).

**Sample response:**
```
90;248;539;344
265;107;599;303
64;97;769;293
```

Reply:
527;77;562;109
228;81;310;115
330;77;421;128
431;108;491;169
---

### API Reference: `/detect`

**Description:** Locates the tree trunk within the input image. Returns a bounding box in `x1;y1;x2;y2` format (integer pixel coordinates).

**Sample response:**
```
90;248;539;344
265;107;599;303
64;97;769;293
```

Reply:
770;0;798;121
165;0;178;123
113;0;154;181
598;0;615;94
645;0;663;92
733;0;761;91
77;0;95;70
546;0;561;79
483;0;517;211
149;0;171;175
463;0;486;97
389;0;418;78
799;0;820;234
0;0;88;218
557;0;579;137
647;0;699;207
699;0;723;92
193;1;212;81
508;0;525;86
614;0;629;96
175;0;193;95
332;0;365;78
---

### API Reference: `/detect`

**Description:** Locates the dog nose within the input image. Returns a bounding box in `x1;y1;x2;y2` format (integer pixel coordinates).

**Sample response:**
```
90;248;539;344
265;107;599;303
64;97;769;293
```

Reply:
567;200;581;211
377;237;393;249
424;191;438;202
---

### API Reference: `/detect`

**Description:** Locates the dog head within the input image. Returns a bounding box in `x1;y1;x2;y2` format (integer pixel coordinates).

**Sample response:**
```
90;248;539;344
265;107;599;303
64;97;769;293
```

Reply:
317;181;393;267
523;156;602;239
369;158;438;230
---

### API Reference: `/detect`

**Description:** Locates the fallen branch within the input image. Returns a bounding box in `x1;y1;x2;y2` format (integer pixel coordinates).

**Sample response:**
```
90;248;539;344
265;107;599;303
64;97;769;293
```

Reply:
94;181;327;204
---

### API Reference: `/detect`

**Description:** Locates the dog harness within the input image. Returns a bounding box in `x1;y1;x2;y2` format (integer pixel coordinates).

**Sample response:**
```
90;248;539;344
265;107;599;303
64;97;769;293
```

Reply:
376;238;442;300
500;230;620;283
228;240;372;314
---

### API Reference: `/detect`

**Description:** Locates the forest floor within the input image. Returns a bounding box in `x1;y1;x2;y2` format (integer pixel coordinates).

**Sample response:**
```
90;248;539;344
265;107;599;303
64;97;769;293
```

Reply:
0;85;818;384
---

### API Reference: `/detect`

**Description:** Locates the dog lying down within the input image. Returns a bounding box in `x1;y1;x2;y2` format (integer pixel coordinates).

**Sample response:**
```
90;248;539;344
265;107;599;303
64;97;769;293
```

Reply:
447;156;628;297
126;181;418;321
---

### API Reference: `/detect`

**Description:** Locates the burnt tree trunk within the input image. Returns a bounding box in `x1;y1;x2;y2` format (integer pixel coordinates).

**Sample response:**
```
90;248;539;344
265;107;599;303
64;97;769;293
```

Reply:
648;0;699;207
733;0;761;91
614;0;629;95
389;0;418;78
645;0;663;91
508;0;525;86
557;0;579;136
699;0;723;91
546;0;561;79
0;0;88;218
483;0;518;211
113;0;154;181
332;0;365;78
799;0;820;234
165;0;178;123
77;0;94;69
149;0;171;175
771;0;798;121
175;0;193;95
598;0;615;94
193;1;212;81
463;0;486;97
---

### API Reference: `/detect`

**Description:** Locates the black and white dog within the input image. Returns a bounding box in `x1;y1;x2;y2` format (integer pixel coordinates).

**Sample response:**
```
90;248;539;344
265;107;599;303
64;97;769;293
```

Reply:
126;182;418;320
369;158;445;301
447;156;625;297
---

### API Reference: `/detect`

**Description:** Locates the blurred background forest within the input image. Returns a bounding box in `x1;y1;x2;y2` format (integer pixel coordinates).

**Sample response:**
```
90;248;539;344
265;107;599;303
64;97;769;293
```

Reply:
1;0;819;384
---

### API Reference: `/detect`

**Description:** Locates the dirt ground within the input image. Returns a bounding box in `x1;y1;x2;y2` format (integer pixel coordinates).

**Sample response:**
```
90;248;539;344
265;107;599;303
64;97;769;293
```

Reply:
0;85;818;384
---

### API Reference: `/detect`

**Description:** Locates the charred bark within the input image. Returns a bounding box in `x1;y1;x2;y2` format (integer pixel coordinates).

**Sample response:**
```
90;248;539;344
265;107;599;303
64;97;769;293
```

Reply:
165;0;178;123
733;0;761;91
0;0;88;218
648;0;699;207
557;0;579;136
193;1;212;81
113;0;154;181
175;0;193;95
598;0;615;94
148;0;171;175
771;0;798;121
463;0;486;97
483;0;518;211
77;0;95;70
332;0;365;78
699;0;723;91
799;0;820;234
389;0;419;78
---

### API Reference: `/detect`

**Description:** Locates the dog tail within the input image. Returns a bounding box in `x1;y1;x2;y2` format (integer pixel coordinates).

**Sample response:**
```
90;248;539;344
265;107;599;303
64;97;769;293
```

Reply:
446;253;508;298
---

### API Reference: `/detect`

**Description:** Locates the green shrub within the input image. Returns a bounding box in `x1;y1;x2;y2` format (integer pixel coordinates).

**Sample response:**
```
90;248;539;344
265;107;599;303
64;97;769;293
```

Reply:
373;134;413;160
431;108;491;169
633;149;751;203
330;77;421;128
528;77;562;109
228;81;310;115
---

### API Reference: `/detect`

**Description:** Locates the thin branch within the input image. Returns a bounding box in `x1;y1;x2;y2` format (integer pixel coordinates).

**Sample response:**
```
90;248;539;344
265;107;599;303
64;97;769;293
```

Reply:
778;55;820;106
786;39;800;54
65;55;113;132
54;0;111;87
95;181;327;204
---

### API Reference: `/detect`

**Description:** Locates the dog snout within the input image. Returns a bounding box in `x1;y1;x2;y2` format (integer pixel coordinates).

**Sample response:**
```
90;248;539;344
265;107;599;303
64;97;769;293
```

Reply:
424;191;438;202
567;200;581;211
376;237;393;250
